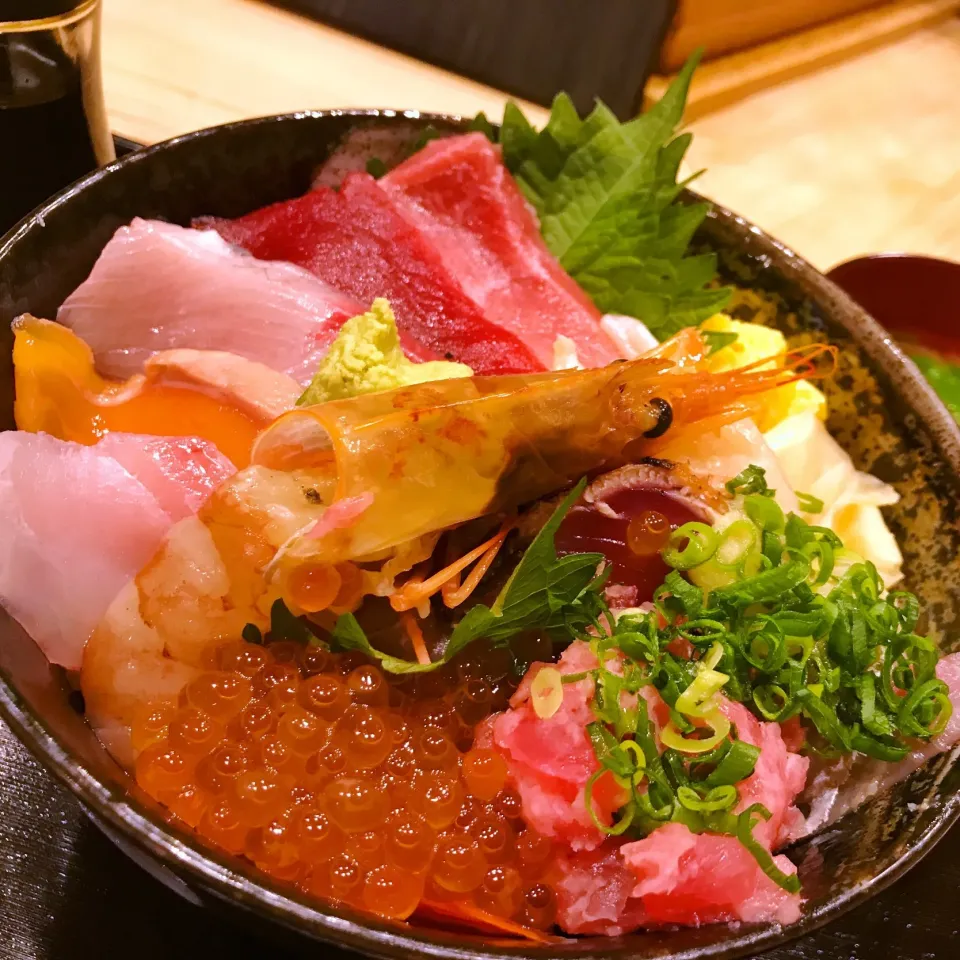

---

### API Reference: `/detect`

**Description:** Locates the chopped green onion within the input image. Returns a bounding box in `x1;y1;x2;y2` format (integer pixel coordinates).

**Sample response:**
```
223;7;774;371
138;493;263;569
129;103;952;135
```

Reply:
745;494;785;532
711;557;810;605
736;804;801;894
675;667;729;718
714;519;760;569
796;491;825;514
531;666;564;719
677;784;738;812
725;465;774;498
802;539;835;587
661;709;731;754
850;730;909;762
703;740;761;787
753;684;790;720
688;557;740;592
584;770;636;835
663;522;719;571
888;591;920;632
897;678;953;738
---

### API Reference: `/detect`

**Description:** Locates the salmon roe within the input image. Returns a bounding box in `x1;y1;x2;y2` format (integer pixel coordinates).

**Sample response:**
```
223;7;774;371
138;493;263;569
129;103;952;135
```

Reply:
626;509;672;556
132;637;559;927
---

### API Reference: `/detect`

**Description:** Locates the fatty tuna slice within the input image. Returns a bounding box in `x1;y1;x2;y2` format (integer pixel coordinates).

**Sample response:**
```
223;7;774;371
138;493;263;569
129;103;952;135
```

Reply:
202;173;542;375
382;133;621;369
56;218;424;385
0;432;235;671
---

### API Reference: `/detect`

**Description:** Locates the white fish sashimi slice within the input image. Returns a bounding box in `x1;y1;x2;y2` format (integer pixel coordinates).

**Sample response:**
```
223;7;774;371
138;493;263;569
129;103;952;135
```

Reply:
655;418;800;514
0;432;235;672
57;218;365;386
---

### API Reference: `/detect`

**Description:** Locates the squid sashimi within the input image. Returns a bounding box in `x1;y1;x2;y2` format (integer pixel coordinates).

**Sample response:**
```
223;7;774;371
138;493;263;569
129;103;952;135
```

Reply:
381;133;621;369
0;432;235;671
56;218;433;385
202;174;543;375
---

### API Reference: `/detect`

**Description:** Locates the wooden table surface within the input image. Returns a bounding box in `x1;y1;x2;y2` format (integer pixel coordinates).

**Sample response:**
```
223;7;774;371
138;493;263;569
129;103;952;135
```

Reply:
100;0;960;272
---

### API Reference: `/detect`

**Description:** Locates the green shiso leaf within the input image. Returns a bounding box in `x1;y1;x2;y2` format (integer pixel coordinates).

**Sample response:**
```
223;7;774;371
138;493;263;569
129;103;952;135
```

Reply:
497;52;730;338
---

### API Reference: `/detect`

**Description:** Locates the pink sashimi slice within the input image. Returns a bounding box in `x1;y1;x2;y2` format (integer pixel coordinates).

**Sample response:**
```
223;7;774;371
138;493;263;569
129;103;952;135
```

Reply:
56;218;425;386
621;823;802;926
555;842;649;935
381;133;621;369
202;173;543;375
0;432;235;672
493;641;607;851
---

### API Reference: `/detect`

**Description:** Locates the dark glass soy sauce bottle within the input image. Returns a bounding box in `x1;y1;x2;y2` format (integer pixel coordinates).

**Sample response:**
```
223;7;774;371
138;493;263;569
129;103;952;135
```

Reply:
0;0;115;235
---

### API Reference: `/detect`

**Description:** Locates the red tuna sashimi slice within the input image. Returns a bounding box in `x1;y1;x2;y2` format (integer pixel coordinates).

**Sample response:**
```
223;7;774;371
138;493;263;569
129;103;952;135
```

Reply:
383;133;621;369
203;173;541;375
0;432;235;671
56;218;430;386
621;822;802;926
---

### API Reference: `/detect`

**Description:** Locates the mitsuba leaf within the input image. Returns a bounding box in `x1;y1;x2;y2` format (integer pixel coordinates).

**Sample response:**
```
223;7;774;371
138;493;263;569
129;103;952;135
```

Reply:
444;479;604;658
270;599;314;644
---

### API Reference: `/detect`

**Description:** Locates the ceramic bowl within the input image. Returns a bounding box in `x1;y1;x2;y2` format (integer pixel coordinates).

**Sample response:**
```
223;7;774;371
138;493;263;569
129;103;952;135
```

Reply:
2;111;960;960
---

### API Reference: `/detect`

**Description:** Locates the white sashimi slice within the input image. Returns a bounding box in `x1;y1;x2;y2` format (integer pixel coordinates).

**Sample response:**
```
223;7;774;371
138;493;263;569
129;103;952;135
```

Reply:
57;218;366;386
0;432;235;672
657;418;800;514
599;314;659;359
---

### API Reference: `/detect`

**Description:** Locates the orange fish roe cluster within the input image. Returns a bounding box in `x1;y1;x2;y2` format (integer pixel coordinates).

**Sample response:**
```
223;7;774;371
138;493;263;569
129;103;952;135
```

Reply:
132;636;561;928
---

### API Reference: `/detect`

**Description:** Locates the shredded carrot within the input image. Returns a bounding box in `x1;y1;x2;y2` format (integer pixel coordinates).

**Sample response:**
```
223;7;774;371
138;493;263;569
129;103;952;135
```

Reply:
390;520;514;613
401;611;431;665
414;900;564;944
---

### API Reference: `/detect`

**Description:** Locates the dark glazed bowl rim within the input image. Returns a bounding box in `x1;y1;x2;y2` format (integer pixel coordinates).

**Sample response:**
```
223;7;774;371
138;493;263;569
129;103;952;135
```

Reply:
2;109;960;960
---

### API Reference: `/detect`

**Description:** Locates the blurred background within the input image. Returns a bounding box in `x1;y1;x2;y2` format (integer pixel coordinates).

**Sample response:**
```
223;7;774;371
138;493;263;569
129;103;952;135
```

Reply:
98;0;960;271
